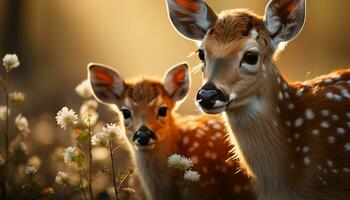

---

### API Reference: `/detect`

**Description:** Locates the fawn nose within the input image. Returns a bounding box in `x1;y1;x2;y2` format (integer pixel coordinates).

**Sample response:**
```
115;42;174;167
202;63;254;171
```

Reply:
133;125;156;146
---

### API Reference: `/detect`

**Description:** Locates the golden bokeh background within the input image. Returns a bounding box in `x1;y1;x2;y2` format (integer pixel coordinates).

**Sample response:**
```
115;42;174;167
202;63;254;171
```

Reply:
1;0;350;115
0;1;350;198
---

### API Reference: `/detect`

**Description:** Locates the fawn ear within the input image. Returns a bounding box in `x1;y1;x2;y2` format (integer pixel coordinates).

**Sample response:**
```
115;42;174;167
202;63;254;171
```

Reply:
264;0;306;47
166;0;217;41
163;63;190;102
88;63;125;104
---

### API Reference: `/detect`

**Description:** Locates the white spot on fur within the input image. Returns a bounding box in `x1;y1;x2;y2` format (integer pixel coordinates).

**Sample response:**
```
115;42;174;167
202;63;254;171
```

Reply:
305;109;314;120
296;88;304;97
332;115;339;121
311;129;320;136
304;156;311;165
334;94;342;101
320;121;330;129
294;118;303;127
302;146;310;153
345;143;350;151
327;160;334;167
328;136;336;144
337;127;346;135
287;103;294;110
321;110;330;116
278;92;283;100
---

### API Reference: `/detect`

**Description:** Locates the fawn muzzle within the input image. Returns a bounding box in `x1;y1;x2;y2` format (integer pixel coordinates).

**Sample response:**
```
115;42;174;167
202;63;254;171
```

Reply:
133;125;157;147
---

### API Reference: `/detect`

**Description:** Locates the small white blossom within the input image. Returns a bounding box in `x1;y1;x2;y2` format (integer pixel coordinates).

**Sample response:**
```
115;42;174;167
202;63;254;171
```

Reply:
184;170;200;182
15;114;30;135
63;146;78;164
25;165;38;175
9;92;26;105
0;106;10;121
167;154;193;171
91;132;108;146
2;54;20;72
55;171;69;185
56;107;78;129
92;124;122;146
75;79;93;99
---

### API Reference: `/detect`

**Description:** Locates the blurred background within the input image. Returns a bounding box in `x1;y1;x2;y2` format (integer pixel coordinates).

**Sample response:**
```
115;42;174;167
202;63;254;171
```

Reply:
0;0;350;199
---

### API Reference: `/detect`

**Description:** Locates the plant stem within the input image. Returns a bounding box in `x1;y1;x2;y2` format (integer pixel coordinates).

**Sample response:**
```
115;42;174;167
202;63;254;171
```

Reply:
4;73;9;162
87;121;93;200
108;141;118;200
0;73;10;199
80;170;88;200
29;174;33;200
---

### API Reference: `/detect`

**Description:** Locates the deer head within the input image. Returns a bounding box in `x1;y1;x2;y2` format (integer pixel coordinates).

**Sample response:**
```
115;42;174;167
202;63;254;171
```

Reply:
88;63;189;151
166;0;306;114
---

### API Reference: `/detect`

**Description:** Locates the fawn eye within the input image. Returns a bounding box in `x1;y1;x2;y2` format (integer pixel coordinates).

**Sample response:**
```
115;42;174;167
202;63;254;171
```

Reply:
242;51;259;66
158;107;168;117
198;49;205;62
121;109;132;119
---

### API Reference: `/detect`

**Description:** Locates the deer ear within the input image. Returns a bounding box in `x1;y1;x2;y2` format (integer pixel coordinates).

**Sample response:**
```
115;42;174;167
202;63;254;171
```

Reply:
166;0;217;41
88;63;125;104
264;0;306;47
163;63;190;102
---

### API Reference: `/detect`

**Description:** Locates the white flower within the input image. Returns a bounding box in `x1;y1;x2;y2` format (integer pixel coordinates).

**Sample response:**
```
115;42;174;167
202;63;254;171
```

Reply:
168;154;182;167
55;171;69;185
15;114;30;135
75;79;93;99
0;105;10;121
80;100;99;125
25;165;38;175
91;132;108;146
184;170;200;182
63;146;78;164
9;92;26;105
2;54;20;72
168;154;193;171
56;107;78;129
92;124;122;146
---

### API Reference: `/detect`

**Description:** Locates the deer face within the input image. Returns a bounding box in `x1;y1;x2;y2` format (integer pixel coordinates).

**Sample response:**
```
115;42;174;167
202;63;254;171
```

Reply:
88;63;189;151
166;0;305;114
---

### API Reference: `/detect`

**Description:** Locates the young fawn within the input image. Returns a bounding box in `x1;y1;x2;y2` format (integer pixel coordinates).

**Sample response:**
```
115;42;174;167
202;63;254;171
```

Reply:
167;0;350;199
88;63;254;200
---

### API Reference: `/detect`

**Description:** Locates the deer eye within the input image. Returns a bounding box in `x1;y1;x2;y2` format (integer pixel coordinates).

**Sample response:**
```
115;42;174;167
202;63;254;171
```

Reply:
157;107;168;117
198;49;205;62
242;51;259;66
121;109;132;119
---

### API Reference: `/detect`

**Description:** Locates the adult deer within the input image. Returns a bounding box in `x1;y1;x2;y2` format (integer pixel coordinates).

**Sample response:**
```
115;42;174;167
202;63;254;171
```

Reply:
88;63;253;200
166;0;350;199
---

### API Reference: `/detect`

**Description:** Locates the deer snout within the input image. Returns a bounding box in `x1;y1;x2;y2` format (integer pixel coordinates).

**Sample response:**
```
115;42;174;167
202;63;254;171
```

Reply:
196;83;229;113
133;125;156;147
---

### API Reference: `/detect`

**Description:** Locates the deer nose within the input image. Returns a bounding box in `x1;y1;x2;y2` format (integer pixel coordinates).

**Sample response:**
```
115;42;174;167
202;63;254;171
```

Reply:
196;90;217;109
133;125;156;146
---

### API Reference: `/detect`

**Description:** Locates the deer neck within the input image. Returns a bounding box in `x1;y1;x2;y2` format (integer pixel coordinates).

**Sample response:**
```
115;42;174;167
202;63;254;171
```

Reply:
225;64;298;196
133;116;181;200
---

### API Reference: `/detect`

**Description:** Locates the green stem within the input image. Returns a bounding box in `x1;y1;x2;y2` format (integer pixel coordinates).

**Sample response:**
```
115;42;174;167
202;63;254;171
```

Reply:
88;121;93;200
80;169;88;200
108;141;118;200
